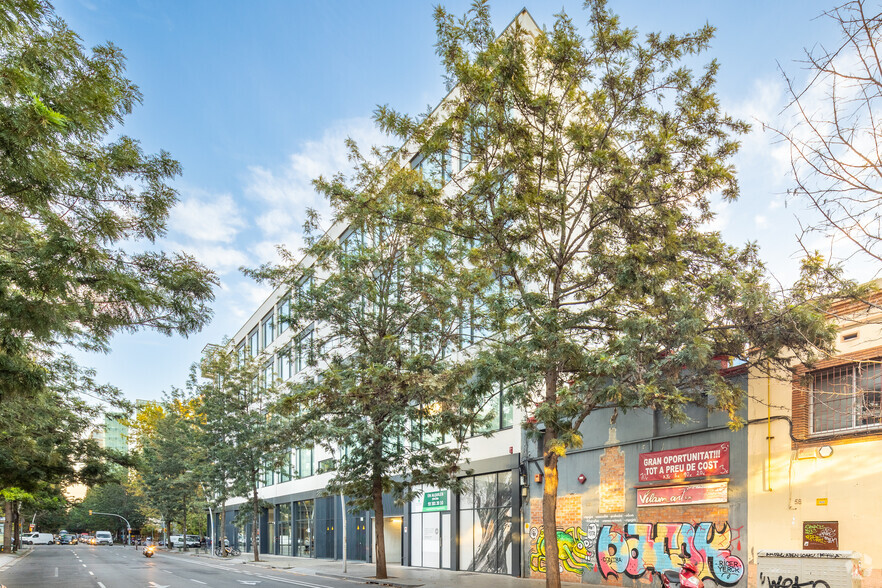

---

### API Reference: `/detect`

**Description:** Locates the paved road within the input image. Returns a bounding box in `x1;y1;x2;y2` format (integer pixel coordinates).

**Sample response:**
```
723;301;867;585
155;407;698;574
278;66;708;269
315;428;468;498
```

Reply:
0;545;365;588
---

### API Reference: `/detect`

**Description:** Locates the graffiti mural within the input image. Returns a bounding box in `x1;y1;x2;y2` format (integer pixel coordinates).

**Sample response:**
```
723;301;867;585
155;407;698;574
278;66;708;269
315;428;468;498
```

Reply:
529;521;744;586
529;526;594;574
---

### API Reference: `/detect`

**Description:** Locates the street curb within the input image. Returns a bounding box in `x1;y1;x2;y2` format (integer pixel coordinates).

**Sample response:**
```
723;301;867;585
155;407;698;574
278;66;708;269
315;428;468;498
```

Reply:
314;571;424;587
0;548;31;571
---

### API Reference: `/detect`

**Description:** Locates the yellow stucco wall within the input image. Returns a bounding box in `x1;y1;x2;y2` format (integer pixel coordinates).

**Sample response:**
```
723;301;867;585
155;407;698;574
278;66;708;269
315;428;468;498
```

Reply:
747;300;882;586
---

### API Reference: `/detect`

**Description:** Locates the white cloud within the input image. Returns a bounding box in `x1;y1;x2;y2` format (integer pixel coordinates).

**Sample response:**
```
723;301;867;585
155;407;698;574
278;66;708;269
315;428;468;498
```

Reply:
220;279;275;324
165;241;251;275
243;117;390;247
169;190;246;243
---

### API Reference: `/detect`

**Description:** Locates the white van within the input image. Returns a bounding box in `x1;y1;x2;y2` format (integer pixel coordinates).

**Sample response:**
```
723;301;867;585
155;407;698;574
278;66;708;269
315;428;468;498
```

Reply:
95;531;113;546
169;534;201;548
22;532;54;545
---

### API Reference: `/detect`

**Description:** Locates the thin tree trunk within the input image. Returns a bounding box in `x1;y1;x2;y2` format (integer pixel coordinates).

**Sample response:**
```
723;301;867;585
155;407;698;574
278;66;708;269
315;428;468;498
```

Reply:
3;502;11;553
372;476;387;579
219;501;226;554
542;369;561;588
12;501;20;552
252;483;260;562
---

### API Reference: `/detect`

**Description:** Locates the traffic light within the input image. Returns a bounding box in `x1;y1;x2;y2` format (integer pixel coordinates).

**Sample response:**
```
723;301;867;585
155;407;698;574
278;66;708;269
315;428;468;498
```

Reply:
89;510;92;516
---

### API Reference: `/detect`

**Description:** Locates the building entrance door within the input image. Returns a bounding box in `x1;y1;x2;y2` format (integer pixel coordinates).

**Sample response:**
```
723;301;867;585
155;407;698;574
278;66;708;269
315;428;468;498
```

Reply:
372;516;402;565
354;515;367;561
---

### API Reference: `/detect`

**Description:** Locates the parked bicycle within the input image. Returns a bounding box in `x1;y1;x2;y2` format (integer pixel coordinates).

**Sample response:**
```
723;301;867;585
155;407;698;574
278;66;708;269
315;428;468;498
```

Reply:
215;545;241;557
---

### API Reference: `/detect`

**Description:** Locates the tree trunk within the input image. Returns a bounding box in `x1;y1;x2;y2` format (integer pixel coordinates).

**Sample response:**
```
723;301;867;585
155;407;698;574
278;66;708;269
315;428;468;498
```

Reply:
13;501;20;552
219;500;226;555
183;498;188;551
252;483;260;562
542;369;561;588
3;502;11;553
372;476;387;579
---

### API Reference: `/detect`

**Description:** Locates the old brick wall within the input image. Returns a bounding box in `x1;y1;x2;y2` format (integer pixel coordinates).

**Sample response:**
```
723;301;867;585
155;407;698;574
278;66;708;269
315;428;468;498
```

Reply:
529;494;583;583
599;445;625;513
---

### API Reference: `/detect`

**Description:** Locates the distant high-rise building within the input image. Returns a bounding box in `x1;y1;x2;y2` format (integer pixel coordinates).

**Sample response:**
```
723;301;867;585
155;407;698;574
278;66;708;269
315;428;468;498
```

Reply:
94;416;129;453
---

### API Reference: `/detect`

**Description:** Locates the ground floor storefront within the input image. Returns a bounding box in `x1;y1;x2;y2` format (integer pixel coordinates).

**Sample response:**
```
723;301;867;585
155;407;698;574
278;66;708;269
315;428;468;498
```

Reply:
218;454;524;577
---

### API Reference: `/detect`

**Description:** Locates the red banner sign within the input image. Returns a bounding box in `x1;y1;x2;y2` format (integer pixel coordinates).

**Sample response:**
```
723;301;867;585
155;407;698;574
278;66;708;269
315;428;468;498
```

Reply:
638;442;729;482
637;481;728;508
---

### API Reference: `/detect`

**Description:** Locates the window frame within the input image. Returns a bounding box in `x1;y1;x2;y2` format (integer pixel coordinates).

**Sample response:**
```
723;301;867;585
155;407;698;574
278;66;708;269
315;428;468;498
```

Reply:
810;360;882;435
261;311;275;350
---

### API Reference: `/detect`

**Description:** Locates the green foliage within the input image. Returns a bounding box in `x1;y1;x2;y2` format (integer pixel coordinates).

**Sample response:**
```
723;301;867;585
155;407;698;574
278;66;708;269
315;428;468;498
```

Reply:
66;483;145;534
379;0;837;445
0;0;217;402
0;354;133;494
247;137;490;578
192;346;288;561
0;0;217;517
130;394;203;538
377;2;839;584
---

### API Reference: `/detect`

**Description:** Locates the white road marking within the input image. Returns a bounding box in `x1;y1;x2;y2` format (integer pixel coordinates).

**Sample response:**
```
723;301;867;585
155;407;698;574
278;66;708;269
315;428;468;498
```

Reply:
82;563;87;567
148;583;170;588
88;571;94;575
190;581;207;585
255;574;328;587
53;567;58;577
98;583;107;588
237;582;261;586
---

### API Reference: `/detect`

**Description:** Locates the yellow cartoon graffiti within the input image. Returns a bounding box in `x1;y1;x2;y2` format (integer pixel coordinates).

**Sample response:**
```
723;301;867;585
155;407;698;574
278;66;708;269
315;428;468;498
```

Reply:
530;527;592;574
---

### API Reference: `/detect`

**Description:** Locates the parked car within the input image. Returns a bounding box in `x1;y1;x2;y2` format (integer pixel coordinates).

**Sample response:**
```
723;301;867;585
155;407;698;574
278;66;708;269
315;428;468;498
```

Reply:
95;531;113;546
22;532;54;545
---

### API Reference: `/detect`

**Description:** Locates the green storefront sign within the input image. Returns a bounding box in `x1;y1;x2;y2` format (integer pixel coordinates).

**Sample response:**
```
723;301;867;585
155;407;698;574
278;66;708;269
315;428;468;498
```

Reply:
423;490;448;512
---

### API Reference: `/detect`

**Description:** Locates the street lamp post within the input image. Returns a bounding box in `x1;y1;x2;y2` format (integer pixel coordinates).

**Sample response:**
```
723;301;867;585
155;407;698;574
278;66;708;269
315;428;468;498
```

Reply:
199;481;217;557
88;511;132;545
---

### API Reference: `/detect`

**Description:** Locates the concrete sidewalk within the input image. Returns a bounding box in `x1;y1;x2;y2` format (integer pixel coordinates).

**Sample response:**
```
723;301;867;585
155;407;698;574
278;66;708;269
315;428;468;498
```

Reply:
0;547;30;571
165;548;604;588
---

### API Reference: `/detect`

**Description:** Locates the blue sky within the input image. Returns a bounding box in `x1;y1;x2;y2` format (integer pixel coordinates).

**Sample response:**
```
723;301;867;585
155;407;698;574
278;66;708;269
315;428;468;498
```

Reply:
55;0;854;402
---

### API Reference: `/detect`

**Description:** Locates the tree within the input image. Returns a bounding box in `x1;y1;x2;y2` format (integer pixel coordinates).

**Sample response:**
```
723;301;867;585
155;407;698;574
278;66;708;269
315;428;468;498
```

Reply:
0;354;133;494
378;3;837;586
194;347;286;563
0;0;216;401
193;346;282;560
131;395;202;549
192;348;236;552
247;142;488;579
772;0;882;277
67;483;146;537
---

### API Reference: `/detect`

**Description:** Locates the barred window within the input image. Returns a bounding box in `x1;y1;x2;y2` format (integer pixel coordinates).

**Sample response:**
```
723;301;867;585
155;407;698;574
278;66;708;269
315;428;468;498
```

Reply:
812;361;882;434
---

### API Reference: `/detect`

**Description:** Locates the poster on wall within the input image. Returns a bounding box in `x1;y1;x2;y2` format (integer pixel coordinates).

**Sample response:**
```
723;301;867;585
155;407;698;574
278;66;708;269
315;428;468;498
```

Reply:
637;481;728;507
803;521;838;550
638;442;729;482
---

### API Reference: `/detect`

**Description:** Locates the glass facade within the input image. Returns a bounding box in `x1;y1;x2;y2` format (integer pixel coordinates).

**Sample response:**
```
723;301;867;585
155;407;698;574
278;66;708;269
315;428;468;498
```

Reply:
262;312;274;349
458;471;513;574
277;503;292;556
295;447;313;478
295;500;315;557
277;296;291;334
